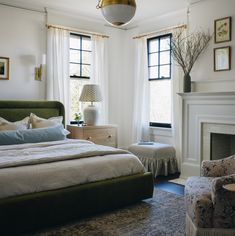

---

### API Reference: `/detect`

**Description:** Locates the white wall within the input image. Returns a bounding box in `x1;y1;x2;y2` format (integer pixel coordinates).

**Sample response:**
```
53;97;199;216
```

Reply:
189;0;235;92
0;5;46;100
108;27;137;148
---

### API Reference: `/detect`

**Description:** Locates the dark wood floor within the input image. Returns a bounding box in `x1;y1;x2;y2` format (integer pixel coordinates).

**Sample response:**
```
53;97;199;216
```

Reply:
154;173;185;196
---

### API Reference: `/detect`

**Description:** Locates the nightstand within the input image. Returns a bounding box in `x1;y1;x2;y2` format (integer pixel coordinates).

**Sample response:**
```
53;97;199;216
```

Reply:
67;125;118;148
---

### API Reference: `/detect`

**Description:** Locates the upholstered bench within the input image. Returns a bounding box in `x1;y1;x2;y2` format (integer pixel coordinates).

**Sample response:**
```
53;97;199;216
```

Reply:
128;142;178;177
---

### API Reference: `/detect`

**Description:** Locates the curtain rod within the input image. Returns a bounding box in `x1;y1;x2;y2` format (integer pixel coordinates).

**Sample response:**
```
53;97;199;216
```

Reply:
133;24;187;39
46;24;109;38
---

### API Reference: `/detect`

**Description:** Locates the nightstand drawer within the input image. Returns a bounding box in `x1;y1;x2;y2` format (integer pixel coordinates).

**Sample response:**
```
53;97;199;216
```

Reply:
67;125;118;147
83;128;116;147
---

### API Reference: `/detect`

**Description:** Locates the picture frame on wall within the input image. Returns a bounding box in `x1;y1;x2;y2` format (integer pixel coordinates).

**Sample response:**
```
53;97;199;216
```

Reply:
214;16;231;43
214;46;231;71
0;57;9;80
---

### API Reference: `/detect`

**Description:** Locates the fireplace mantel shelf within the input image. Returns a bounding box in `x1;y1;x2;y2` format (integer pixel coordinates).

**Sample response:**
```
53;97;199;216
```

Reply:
178;91;235;99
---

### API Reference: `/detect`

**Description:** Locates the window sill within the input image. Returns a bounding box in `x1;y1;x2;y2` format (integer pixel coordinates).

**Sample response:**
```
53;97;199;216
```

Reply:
149;126;172;137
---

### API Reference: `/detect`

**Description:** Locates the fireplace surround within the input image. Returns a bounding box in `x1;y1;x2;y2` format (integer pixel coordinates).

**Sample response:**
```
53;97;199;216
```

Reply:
179;92;235;178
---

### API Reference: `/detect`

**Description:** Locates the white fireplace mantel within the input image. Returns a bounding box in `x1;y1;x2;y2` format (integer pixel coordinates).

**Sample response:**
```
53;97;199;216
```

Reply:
178;91;235;99
178;91;235;178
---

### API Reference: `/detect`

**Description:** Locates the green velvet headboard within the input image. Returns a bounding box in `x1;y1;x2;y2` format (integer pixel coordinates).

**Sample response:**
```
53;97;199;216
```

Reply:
0;100;65;126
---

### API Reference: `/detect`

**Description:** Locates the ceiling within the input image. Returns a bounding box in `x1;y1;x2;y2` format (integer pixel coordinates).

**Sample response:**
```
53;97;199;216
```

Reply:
0;0;202;28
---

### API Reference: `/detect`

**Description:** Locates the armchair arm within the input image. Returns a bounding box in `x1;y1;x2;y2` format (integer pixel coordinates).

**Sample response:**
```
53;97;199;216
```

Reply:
201;155;235;177
211;174;235;228
212;174;235;192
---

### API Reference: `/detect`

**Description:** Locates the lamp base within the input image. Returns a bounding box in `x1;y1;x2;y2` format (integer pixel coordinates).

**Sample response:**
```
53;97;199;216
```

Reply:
83;105;99;125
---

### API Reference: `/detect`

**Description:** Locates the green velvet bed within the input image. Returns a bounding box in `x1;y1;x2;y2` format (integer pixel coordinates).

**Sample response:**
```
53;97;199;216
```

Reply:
0;100;153;235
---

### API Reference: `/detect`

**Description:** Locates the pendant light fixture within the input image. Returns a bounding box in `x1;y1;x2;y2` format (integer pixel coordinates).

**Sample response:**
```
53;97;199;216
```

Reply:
97;0;136;26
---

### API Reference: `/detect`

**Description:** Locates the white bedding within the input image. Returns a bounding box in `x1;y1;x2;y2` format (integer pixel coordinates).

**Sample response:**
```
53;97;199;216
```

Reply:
0;139;145;199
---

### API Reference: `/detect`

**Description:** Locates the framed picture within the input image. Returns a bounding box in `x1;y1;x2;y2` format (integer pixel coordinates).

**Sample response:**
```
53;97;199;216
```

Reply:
214;46;231;71
0;57;9;80
214;16;231;43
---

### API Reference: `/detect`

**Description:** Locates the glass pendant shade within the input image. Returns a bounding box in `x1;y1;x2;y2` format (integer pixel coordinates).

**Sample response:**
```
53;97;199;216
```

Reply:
97;0;136;26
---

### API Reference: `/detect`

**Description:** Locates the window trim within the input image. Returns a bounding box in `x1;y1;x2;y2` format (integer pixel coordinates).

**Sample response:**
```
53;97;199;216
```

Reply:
147;33;172;128
69;33;91;79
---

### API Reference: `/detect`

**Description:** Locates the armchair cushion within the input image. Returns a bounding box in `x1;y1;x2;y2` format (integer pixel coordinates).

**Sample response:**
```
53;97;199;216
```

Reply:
201;155;235;177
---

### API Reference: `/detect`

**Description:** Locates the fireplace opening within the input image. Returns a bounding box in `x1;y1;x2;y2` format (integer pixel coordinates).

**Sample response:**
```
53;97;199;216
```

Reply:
210;133;235;160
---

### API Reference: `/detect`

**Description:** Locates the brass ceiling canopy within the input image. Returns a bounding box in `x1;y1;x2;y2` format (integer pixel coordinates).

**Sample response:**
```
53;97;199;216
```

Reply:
97;0;137;26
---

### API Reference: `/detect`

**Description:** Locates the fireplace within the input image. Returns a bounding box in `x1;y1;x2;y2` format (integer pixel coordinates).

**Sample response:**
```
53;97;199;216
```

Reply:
210;133;235;160
179;92;235;178
202;122;235;163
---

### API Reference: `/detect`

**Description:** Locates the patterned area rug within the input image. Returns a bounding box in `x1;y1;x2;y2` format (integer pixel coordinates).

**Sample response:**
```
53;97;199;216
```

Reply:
34;189;185;236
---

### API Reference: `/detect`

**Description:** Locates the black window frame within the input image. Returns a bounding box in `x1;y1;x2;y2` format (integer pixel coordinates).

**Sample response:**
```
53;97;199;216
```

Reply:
147;33;172;128
69;33;91;79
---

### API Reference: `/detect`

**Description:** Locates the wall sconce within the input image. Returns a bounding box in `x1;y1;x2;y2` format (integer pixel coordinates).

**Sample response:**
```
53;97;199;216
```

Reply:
35;54;46;81
35;65;42;81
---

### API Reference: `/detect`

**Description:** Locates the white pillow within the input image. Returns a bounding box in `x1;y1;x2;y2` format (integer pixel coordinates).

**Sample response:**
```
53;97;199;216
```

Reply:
29;113;63;129
0;117;30;131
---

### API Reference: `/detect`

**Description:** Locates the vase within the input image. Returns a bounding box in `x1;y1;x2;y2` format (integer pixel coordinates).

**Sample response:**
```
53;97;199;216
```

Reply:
184;73;191;93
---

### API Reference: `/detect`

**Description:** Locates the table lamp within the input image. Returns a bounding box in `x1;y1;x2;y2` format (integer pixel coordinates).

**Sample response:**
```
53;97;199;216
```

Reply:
79;84;102;125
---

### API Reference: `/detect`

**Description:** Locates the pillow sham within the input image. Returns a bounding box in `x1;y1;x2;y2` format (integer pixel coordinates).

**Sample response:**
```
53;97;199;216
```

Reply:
30;113;63;129
0;117;29;131
0;125;67;145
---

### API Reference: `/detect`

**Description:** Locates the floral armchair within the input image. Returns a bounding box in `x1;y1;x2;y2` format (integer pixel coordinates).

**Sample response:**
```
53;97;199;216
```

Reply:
185;155;235;236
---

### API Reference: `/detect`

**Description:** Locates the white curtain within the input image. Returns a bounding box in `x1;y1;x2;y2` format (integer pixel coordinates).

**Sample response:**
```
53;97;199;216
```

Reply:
91;35;109;124
171;30;185;170
47;27;70;123
131;38;150;143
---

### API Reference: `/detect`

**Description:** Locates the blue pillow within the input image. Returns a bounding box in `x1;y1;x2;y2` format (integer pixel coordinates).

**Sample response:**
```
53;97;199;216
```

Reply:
0;125;67;145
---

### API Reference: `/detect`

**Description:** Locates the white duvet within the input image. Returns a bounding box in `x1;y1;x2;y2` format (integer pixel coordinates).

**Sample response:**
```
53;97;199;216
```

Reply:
0;139;145;199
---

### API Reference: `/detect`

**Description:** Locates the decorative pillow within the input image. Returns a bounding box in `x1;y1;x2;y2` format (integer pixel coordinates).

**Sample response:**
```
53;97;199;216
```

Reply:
30;113;63;129
0;125;67;145
0;117;29;131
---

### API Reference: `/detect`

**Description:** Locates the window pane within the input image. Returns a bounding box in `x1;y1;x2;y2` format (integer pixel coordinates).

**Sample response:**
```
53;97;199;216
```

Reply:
82;37;91;51
82;51;91;64
81;65;90;77
160;36;171;51
70;79;88;120
149;53;158;66
70;35;80;49
150;80;171;124
70;50;80;63
160;51;170;65
149;39;159;53
149;66;158;79
159;65;170;78
70;64;80;77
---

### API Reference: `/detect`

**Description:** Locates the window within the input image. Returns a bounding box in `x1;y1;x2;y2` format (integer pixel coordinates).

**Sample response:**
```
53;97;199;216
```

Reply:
69;33;92;120
147;34;172;128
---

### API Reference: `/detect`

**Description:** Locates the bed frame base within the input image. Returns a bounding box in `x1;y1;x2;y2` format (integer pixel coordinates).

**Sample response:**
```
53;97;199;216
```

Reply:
0;172;153;235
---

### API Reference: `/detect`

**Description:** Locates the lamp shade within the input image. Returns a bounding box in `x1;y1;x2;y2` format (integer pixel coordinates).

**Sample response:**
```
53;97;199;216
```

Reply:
79;84;102;103
97;0;136;26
